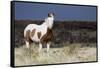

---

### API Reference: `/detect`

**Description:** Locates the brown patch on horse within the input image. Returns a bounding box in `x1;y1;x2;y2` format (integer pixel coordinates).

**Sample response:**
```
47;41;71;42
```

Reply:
40;28;54;44
24;30;30;42
30;29;36;37
37;32;41;39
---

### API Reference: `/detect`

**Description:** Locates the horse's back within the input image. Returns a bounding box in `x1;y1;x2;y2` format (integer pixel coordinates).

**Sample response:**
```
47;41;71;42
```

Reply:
24;24;37;31
24;23;48;42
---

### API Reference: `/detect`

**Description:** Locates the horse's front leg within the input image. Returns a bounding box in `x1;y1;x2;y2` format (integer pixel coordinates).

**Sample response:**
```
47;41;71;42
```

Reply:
25;41;29;48
47;42;51;53
39;43;42;53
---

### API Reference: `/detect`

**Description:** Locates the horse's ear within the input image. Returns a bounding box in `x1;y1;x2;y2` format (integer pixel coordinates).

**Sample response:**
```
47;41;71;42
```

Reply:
48;13;51;17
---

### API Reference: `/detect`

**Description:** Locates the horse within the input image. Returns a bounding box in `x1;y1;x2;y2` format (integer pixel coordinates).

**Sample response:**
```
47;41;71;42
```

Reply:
24;13;54;53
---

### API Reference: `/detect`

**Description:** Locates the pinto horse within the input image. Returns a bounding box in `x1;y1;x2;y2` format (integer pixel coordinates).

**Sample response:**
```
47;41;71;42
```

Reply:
24;13;54;53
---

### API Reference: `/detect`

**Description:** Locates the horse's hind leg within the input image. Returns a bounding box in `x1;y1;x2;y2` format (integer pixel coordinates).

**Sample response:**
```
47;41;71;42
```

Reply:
39;43;42;53
24;30;30;48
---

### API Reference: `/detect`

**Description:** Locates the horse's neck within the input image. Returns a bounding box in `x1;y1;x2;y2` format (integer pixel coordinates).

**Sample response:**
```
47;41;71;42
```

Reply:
40;22;48;29
48;17;54;29
45;17;54;29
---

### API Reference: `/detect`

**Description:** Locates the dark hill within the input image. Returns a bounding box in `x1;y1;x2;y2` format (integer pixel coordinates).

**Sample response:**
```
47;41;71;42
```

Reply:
14;20;97;47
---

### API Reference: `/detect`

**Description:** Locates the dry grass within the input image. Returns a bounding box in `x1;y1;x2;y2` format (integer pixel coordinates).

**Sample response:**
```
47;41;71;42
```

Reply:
15;43;97;66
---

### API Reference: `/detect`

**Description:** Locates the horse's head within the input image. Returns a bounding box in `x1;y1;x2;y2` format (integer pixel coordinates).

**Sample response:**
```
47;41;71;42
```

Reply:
48;12;55;17
45;12;55;29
